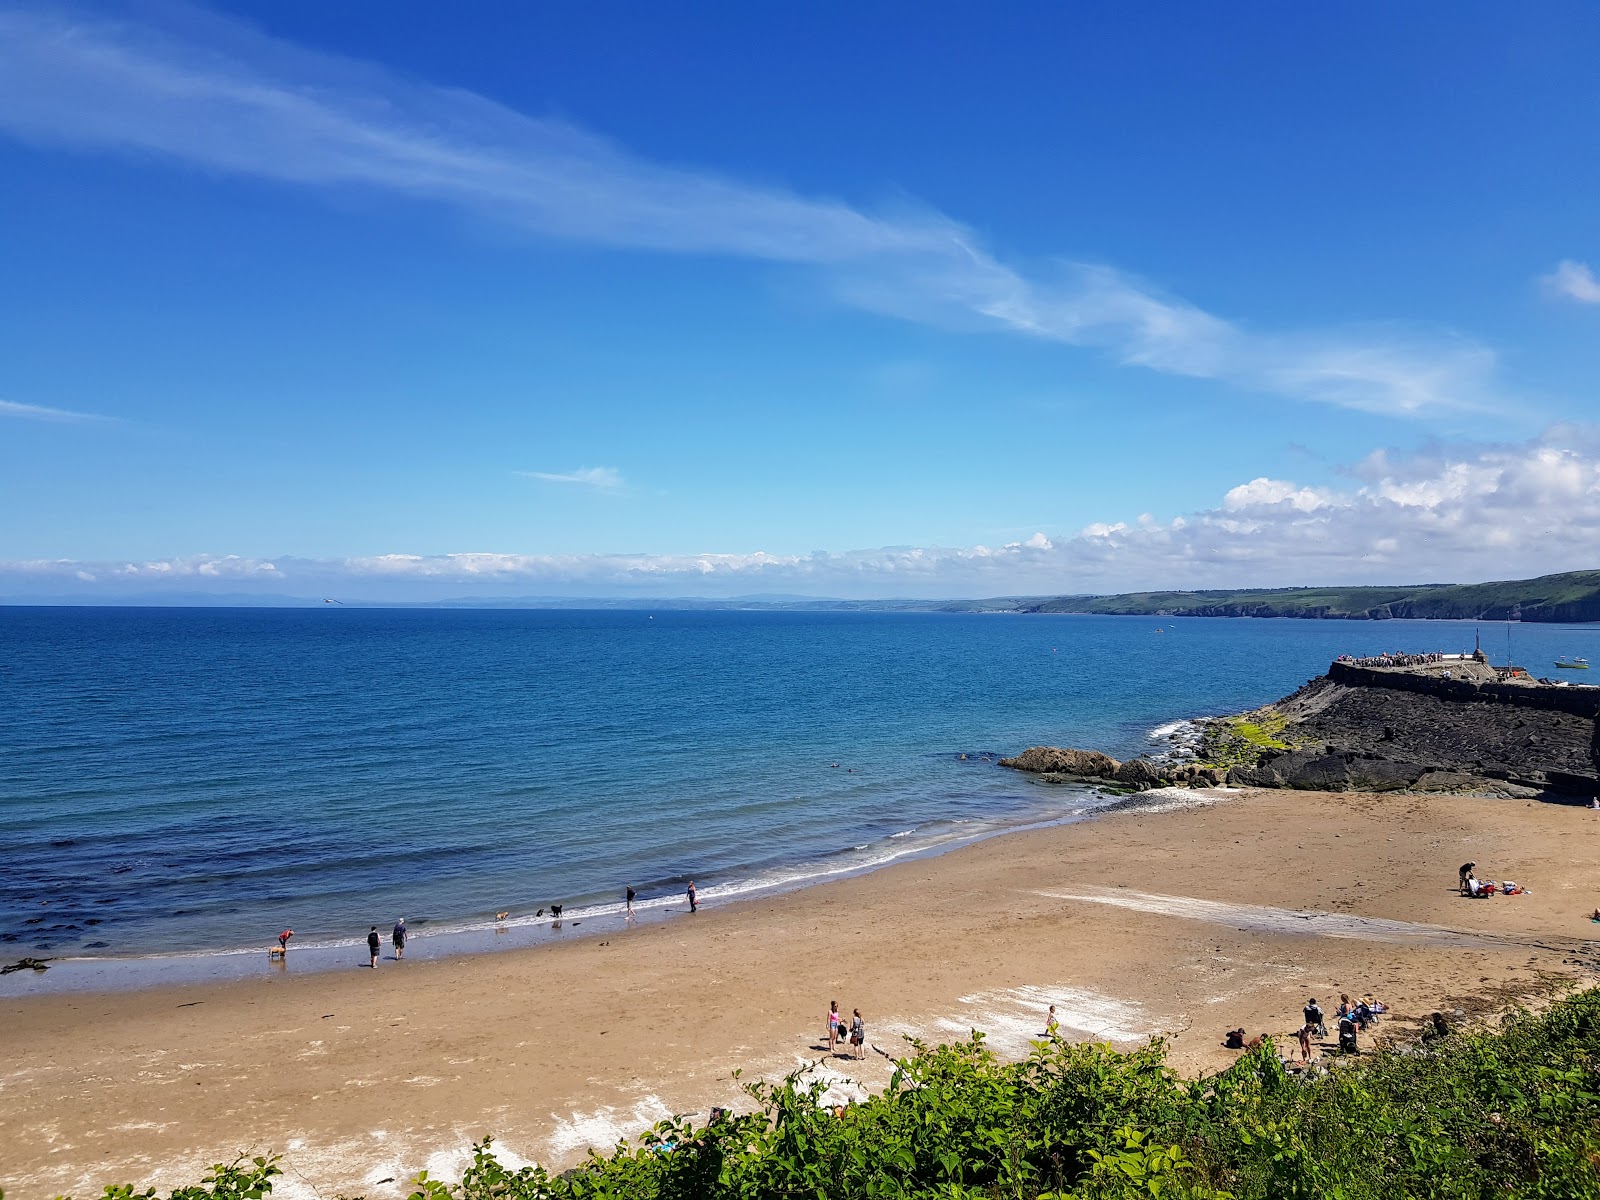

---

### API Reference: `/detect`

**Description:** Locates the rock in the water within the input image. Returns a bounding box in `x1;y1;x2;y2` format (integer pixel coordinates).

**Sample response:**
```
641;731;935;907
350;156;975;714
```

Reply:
999;747;1121;777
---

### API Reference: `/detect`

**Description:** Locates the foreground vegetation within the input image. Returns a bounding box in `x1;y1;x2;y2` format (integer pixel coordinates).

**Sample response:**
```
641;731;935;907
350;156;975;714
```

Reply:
51;987;1600;1199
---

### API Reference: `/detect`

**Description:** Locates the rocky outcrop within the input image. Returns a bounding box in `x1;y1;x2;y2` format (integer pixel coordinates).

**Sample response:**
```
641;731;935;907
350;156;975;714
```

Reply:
1210;672;1600;796
1000;747;1223;791
1004;665;1600;798
1226;749;1425;792
999;747;1121;777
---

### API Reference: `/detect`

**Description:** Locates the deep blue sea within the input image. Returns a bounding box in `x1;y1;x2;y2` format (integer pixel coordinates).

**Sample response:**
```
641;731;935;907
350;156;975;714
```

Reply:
3;607;1595;971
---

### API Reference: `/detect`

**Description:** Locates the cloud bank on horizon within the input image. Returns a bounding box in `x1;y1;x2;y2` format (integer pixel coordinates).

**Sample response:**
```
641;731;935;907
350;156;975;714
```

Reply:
0;3;1501;419
7;430;1596;601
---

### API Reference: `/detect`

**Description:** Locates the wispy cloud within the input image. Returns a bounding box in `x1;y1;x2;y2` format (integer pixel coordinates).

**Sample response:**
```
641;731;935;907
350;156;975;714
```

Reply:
0;397;109;422
0;4;1499;418
9;428;1597;599
1542;260;1600;305
519;466;624;489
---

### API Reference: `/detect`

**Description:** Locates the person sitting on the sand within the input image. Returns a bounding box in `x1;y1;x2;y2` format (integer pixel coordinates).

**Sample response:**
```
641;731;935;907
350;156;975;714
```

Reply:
1303;997;1325;1035
1224;1028;1246;1050
1354;999;1374;1030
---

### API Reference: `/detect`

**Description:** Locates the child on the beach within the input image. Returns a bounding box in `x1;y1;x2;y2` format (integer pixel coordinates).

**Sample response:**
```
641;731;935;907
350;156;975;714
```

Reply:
826;1000;840;1053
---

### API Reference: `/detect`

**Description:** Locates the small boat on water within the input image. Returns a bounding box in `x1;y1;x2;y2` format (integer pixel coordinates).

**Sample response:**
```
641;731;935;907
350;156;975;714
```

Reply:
1554;657;1590;669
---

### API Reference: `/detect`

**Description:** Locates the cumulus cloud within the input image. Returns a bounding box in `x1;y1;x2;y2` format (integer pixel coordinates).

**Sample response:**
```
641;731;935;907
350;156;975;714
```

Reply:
0;4;1497;417
518;467;624;489
1542;260;1600;305
7;429;1597;600
0;397;109;422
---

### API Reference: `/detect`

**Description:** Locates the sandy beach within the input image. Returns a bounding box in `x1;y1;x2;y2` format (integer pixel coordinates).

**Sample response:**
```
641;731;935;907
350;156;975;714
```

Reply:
4;786;1599;1199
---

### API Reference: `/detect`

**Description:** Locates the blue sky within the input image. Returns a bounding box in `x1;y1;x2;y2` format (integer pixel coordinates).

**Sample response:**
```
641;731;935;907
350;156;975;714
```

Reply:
3;1;1599;600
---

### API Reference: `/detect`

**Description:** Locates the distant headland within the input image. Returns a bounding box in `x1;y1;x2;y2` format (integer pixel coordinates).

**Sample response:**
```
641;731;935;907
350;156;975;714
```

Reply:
950;569;1600;623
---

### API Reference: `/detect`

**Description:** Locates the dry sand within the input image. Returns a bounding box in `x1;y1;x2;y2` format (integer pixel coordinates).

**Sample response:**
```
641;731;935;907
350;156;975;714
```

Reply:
4;786;1599;1199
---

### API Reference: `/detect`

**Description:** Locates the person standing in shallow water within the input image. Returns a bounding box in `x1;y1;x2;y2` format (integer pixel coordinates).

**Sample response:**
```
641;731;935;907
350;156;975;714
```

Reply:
626;885;636;917
367;926;381;968
392;918;407;960
687;881;697;913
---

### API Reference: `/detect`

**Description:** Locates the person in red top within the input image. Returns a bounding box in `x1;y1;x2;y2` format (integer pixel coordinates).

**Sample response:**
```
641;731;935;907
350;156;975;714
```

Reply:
278;929;293;952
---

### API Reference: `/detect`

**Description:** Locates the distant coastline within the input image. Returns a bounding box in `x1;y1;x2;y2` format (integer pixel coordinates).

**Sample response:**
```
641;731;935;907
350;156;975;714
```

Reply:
5;567;1599;620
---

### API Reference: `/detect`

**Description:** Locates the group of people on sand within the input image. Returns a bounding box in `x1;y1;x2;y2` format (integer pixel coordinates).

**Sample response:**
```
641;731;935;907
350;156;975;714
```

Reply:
367;919;406;966
624;881;699;916
825;999;867;1059
1225;991;1384;1061
1459;861;1526;899
273;919;408;967
278;878;710;968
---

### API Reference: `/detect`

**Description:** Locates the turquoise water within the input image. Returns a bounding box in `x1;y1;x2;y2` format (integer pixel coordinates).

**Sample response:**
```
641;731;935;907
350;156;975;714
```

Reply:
3;607;1595;966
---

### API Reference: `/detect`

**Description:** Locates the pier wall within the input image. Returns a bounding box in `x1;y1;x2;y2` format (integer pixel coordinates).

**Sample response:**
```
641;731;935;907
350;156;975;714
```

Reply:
1327;661;1600;720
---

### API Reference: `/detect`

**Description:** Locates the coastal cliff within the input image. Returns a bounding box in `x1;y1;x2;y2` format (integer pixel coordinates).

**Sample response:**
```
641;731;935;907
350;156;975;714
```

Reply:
959;568;1600;622
1003;659;1600;798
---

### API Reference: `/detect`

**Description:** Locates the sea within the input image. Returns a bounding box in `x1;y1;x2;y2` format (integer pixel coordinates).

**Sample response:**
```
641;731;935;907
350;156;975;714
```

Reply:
3;606;1595;989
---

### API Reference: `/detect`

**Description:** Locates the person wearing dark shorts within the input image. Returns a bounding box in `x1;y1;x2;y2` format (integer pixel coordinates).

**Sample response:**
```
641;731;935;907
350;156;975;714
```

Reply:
392;918;407;960
687;881;697;913
278;929;293;952
367;925;381;968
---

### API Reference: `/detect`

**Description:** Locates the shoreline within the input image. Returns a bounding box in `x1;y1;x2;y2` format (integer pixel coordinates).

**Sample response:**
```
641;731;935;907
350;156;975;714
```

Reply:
0;759;1210;998
5;784;1597;1199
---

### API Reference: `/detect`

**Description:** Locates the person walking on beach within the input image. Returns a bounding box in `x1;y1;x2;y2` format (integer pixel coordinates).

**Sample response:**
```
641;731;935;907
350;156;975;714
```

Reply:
826;1000;841;1053
367;925;381;968
626;885;636;917
392;918;407;960
849;1008;865;1059
1044;1004;1060;1038
687;881;698;913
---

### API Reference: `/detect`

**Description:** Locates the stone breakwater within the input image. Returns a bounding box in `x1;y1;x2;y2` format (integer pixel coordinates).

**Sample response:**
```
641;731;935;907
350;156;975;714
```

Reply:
1003;663;1600;799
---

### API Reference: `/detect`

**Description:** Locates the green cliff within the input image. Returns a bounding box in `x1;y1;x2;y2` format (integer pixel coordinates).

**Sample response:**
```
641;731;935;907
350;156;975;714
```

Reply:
955;569;1600;622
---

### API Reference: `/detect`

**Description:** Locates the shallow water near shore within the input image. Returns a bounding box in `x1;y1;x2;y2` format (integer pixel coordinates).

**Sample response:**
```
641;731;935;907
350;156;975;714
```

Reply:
3;606;1595;988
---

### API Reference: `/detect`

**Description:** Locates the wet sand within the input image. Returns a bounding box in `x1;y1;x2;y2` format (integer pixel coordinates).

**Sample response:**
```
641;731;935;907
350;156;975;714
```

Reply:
4;787;1599;1199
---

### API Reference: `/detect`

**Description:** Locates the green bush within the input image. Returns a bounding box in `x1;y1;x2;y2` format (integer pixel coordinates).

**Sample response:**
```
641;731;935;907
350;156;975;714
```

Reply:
60;990;1600;1199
